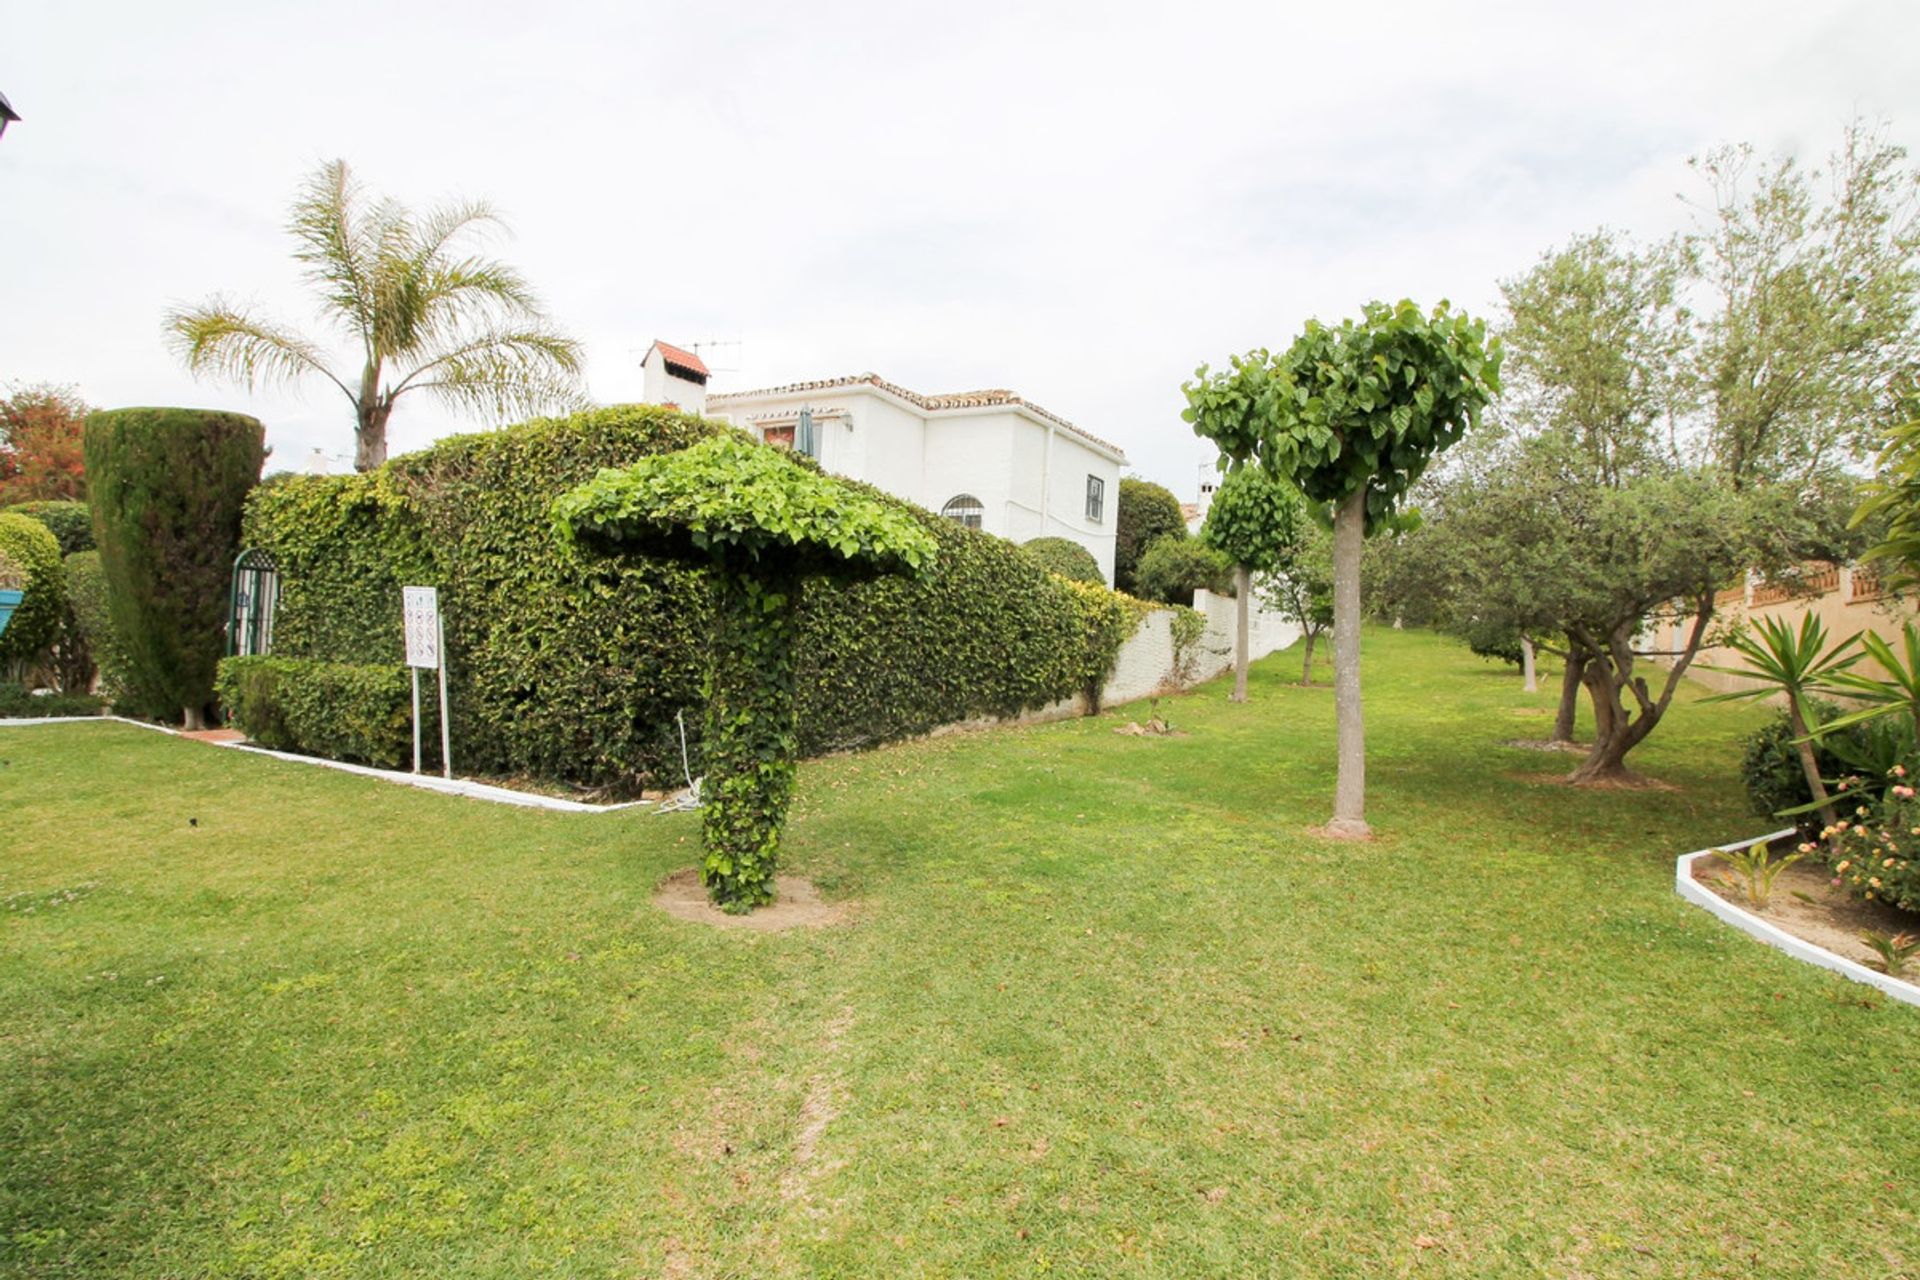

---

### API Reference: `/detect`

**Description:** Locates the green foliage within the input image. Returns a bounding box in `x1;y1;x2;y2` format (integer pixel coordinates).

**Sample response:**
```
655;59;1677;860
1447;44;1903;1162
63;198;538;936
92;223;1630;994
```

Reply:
1857;415;1920;585
168;159;585;471
1823;769;1920;913
216;656;422;769
1738;702;1853;834
0;511;63;662
1166;604;1211;686
555;437;940;911
1114;478;1184;594
1200;465;1307;573
84;408;265;723
1182;300;1501;525
1019;536;1102;584
248;406;1117;792
553;435;936;577
1859;929;1920;977
1133;534;1231;607
5;500;94;554
61;550;133;706
1058;578;1148;710
1713;839;1807;911
0;681;103;717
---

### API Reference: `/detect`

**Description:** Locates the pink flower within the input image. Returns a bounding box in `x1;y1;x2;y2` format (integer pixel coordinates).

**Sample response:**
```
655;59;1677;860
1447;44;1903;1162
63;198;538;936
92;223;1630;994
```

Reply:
1896;765;1909;778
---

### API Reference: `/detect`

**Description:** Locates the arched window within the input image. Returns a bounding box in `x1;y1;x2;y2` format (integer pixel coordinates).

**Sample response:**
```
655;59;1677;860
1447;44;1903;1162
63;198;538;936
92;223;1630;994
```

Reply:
941;494;985;530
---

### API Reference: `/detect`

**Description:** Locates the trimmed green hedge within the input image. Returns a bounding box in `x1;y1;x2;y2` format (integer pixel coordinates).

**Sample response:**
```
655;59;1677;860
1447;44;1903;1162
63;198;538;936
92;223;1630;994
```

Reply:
84;407;265;725
1020;536;1103;584
0;512;64;663
216;656;425;770
5;500;94;554
241;404;1143;791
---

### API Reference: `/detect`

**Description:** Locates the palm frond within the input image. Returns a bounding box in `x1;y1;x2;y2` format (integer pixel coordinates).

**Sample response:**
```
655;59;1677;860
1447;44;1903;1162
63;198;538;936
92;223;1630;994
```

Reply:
287;160;378;347
164;299;353;401
391;326;587;420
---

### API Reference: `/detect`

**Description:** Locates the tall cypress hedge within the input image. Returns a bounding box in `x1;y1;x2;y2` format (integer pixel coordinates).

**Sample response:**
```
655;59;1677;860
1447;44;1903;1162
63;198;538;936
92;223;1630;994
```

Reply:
238;404;1126;791
84;408;265;726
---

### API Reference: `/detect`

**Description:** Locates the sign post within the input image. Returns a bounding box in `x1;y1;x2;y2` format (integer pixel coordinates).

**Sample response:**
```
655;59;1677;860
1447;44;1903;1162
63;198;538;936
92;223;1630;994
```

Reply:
402;586;451;779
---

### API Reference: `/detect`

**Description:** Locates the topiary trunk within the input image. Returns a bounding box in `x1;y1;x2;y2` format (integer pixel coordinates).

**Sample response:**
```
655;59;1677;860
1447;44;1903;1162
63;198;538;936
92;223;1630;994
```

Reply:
700;566;802;912
1327;488;1369;837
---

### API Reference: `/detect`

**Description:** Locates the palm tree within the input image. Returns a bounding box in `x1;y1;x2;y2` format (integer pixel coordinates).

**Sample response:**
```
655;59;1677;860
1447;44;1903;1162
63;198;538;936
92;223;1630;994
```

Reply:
167;159;587;471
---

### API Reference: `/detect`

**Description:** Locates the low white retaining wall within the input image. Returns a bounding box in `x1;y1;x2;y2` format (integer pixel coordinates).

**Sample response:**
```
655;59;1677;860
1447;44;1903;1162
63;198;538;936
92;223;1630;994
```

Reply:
1676;828;1920;1009
1192;588;1303;674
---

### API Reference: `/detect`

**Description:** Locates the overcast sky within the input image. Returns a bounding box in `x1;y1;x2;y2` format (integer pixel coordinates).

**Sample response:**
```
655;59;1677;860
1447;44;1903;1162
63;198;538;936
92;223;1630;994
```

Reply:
6;0;1920;497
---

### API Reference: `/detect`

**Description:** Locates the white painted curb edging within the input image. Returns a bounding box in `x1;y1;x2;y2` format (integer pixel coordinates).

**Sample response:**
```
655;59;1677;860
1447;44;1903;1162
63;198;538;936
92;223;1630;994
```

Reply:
1;715;649;814
1677;828;1920;1009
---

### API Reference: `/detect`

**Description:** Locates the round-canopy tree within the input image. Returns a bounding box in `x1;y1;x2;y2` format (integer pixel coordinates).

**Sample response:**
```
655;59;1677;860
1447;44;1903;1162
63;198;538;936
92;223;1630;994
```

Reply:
1184;301;1500;836
1200;464;1309;701
554;436;937;912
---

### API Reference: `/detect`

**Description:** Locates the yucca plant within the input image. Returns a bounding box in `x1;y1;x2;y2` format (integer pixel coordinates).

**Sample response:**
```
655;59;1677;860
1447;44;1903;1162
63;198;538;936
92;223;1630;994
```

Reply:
1704;613;1861;832
1822;621;1920;749
167;160;587;471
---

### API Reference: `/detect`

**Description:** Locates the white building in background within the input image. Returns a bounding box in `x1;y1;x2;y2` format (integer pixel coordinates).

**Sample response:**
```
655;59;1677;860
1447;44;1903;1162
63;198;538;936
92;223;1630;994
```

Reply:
639;341;1127;584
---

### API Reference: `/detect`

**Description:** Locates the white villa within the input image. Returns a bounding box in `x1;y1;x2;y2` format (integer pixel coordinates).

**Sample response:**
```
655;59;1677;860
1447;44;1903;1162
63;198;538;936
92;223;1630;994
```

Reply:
638;341;1128;584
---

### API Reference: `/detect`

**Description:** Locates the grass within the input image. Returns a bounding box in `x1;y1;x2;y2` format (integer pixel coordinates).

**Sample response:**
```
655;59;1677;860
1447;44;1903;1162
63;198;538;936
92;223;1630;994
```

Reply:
2;626;1915;1278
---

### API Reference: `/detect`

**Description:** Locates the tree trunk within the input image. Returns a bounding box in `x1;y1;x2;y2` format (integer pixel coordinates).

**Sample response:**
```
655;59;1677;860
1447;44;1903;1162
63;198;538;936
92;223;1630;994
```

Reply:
1327;488;1369;837
1567;658;1639;784
1551;651;1583;745
1521;636;1537;693
1231;564;1250;703
1789;700;1838;832
355;401;390;472
1301;630;1317;686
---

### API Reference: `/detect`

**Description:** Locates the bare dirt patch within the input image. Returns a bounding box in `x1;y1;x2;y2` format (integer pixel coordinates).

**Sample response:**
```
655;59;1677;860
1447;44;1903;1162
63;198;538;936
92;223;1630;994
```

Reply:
652;869;854;932
1503;738;1585;753
781;1006;854;1204
1694;849;1920;981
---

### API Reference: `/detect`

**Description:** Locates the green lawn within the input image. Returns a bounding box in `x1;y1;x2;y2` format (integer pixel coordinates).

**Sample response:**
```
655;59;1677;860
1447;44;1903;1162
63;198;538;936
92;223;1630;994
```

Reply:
3;627;1915;1278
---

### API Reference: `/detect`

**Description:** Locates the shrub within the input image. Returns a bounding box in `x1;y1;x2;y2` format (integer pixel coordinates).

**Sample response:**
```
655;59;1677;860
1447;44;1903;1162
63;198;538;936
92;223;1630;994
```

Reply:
1060;579;1150;710
0;512;63;664
216;656;423;769
1115;478;1186;595
62;550;135;704
1739;701;1854;834
1021;536;1103;584
0;681;104;718
1815;767;1920;914
1133;534;1232;607
5;500;94;554
85;408;265;726
245;406;1122;791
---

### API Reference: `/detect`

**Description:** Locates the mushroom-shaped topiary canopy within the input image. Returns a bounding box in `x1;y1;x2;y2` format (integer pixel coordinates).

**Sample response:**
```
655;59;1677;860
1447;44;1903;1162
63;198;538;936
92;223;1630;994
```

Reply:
554;435;937;912
553;435;936;578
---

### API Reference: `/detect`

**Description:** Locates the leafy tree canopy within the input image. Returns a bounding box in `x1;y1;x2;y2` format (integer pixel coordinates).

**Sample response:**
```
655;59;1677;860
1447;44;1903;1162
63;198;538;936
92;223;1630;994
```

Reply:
1114;478;1185;593
0;382;90;503
1181;299;1502;528
1199;464;1309;574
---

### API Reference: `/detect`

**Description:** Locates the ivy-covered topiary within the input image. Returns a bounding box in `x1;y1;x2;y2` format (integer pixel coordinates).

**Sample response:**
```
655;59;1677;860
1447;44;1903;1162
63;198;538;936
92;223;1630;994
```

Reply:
84;408;265;727
556;436;937;912
5;500;94;555
0;512;64;662
1021;536;1103;584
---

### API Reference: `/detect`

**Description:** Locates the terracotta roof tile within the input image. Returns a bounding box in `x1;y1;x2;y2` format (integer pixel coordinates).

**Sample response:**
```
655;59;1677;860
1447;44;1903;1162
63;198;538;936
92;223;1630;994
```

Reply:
648;340;710;378
708;372;1125;459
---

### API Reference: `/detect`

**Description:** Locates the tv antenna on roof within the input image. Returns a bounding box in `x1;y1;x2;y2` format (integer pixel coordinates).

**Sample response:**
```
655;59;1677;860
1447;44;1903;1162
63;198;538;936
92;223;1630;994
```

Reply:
689;339;742;373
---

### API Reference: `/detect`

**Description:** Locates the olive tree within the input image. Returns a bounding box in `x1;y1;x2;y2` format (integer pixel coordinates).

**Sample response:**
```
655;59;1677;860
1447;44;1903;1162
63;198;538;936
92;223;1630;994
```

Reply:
1184;301;1501;836
554;436;936;912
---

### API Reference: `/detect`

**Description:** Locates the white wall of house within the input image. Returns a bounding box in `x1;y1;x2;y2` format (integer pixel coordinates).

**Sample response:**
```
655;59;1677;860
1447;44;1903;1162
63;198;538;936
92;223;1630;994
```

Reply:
640;348;708;414
700;377;1124;584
